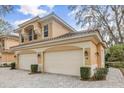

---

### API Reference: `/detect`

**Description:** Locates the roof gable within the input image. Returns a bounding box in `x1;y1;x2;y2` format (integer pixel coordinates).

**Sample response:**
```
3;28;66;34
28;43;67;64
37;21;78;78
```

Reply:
15;12;76;33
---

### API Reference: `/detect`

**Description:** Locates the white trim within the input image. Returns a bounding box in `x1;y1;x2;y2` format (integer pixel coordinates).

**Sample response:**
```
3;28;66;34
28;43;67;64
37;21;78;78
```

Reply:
18;16;40;27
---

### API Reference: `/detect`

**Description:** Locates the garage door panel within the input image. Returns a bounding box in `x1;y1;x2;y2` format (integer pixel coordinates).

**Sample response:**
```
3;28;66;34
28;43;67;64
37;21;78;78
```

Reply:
44;50;83;76
19;54;37;70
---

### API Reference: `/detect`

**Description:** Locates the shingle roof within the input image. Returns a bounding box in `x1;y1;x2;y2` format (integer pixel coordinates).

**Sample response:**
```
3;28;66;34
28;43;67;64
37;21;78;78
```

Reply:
52;29;98;39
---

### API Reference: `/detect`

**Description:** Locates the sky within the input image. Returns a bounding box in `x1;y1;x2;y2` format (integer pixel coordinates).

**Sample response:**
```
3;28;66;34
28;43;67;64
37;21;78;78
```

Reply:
4;5;82;31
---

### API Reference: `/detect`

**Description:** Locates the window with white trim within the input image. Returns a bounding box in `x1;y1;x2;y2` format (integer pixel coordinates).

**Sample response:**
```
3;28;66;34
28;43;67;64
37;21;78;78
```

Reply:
44;25;48;37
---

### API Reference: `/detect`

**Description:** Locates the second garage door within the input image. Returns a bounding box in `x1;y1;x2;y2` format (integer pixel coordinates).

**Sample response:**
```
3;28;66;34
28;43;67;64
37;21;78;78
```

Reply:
19;54;38;70
44;50;83;76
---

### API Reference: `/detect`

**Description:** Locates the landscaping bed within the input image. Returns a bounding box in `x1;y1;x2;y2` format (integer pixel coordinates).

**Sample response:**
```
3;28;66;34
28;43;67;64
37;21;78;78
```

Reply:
0;63;11;68
80;67;108;81
29;64;41;75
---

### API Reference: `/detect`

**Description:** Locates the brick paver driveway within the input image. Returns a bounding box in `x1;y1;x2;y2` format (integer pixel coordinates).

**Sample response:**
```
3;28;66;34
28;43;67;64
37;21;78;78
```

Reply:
0;67;124;88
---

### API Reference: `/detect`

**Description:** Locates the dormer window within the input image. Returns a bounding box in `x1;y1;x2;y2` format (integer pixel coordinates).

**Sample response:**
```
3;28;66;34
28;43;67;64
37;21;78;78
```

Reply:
44;25;48;37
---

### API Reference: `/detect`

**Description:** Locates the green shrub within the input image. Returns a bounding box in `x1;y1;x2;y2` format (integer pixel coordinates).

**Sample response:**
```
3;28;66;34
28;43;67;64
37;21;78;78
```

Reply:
3;63;7;67
93;68;108;80
31;64;38;73
104;68;109;74
80;67;91;80
11;62;16;69
105;53;111;61
105;63;109;68
106;62;124;68
108;44;124;62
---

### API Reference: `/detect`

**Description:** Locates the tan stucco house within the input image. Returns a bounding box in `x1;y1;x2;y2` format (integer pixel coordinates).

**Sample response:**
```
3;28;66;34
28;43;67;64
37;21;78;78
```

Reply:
0;35;19;64
11;13;106;76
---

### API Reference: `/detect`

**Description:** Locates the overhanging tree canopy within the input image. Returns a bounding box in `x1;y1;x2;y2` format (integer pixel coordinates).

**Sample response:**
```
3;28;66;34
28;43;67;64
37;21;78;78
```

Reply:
0;5;13;34
69;5;124;46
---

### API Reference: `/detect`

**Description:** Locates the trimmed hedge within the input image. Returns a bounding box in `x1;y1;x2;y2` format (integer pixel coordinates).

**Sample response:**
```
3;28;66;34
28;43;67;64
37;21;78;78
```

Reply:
31;64;38;73
93;68;108;80
10;62;16;69
106;62;124;68
105;63;109;68
80;67;91;80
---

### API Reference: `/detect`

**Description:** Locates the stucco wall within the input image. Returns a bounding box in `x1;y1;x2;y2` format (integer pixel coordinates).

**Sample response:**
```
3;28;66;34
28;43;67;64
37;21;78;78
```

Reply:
41;19;53;39
97;44;105;67
90;42;98;76
19;18;73;43
90;42;105;68
5;39;19;49
0;53;15;63
52;20;71;38
101;45;105;67
90;42;97;65
15;40;105;76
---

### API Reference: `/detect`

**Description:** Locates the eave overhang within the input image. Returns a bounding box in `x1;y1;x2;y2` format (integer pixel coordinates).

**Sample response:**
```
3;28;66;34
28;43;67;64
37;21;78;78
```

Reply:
11;31;105;51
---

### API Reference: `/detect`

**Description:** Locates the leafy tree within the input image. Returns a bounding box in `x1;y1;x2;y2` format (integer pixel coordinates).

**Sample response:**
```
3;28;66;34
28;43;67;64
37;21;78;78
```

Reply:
107;44;124;62
0;19;13;34
68;5;124;46
0;5;13;34
0;5;13;17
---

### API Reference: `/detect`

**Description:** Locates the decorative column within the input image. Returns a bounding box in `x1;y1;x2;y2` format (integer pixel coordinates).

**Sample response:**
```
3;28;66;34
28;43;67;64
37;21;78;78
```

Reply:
33;22;42;39
15;54;19;69
37;52;41;64
36;50;45;73
35;48;46;73
41;51;44;73
21;28;26;43
0;53;2;63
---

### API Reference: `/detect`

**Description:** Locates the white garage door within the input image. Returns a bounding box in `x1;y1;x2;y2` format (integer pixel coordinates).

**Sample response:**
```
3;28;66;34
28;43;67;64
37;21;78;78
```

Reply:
19;54;37;70
44;50;83;76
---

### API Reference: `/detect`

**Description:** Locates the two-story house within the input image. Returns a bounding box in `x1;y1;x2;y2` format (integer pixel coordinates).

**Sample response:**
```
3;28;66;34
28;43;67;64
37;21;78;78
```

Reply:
0;35;19;64
11;13;106;76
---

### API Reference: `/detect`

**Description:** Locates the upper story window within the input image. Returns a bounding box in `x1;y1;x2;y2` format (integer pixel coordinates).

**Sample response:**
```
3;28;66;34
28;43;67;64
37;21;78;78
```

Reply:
44;25;48;37
2;40;4;48
20;25;40;43
29;29;33;41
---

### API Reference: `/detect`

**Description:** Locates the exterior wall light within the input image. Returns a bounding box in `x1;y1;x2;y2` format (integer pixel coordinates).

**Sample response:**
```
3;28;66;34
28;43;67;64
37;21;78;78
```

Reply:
38;53;41;57
14;55;16;58
95;52;99;56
